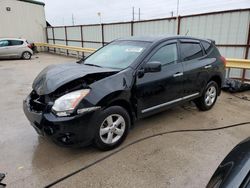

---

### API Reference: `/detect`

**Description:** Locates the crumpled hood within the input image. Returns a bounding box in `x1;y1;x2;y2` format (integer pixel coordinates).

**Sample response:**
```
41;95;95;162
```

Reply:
32;62;118;95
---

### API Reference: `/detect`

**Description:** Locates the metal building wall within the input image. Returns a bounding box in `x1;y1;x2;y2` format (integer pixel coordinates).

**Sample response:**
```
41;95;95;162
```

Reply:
104;23;131;42
0;0;46;42
134;19;176;36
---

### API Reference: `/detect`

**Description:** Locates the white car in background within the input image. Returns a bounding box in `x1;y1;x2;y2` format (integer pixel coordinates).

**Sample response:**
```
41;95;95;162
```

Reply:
0;38;33;60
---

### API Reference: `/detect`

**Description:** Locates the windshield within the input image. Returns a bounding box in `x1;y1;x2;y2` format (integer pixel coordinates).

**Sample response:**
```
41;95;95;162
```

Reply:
83;40;150;69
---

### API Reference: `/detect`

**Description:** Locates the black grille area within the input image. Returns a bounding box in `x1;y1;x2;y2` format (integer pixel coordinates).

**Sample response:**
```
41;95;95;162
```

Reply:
29;91;47;112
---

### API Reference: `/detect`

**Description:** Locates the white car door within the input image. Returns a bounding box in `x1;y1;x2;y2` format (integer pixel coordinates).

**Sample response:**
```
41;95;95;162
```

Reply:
8;40;24;58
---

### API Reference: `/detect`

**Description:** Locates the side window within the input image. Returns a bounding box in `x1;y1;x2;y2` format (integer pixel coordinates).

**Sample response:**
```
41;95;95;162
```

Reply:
149;43;178;66
9;40;23;46
201;41;212;54
0;40;9;47
180;42;203;61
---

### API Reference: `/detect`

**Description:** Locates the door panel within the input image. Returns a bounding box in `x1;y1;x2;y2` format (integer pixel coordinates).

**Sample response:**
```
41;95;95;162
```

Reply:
180;41;211;96
8;40;24;57
135;41;184;117
136;63;183;113
182;58;214;96
0;40;10;58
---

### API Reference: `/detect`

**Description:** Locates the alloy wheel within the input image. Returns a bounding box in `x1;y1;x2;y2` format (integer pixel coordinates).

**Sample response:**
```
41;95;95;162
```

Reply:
23;52;31;59
99;114;126;144
205;86;216;106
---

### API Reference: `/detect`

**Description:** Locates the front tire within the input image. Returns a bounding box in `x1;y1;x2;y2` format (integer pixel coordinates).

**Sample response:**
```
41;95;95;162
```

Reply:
195;81;218;111
94;106;130;150
22;51;32;60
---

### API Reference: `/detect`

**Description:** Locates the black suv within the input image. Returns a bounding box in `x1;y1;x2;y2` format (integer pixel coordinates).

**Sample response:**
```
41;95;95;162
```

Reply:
23;36;226;150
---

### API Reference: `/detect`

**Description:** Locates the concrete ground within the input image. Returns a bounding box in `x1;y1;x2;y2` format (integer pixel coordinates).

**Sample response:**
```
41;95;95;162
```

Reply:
0;53;250;188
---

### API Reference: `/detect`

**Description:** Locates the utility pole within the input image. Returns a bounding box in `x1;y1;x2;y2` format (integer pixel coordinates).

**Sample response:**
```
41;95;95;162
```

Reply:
176;0;180;17
170;11;174;17
138;8;141;21
176;0;180;34
132;6;135;21
97;12;102;25
72;14;75;26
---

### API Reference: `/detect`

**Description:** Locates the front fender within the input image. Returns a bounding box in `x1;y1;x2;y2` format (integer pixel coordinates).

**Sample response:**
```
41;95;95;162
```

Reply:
83;68;134;106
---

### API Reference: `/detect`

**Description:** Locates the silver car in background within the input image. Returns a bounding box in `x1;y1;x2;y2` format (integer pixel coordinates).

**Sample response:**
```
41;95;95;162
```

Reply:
0;38;33;60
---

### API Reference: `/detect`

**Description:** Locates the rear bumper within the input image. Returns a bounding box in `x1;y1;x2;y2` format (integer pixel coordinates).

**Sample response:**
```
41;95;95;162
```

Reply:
23;97;101;147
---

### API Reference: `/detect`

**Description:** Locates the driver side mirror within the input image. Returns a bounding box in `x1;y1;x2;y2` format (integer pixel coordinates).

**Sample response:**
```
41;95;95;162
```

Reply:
144;61;162;73
137;61;162;78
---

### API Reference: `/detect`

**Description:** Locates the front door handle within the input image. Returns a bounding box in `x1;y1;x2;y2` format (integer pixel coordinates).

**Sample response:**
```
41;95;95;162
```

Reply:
173;72;183;77
204;65;212;69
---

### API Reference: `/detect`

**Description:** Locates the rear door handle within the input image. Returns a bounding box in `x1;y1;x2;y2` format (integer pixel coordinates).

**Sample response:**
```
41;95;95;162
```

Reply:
173;72;183;77
204;65;212;69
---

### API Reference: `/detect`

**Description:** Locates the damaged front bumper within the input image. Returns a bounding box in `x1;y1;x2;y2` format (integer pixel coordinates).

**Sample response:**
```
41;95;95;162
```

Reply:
23;95;101;147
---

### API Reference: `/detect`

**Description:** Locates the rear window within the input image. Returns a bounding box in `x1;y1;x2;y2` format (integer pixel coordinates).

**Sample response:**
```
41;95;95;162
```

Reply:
180;42;203;61
9;40;23;46
201;41;213;54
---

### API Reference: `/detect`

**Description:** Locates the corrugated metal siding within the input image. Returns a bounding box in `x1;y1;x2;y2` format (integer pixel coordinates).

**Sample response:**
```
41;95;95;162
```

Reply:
83;42;102;49
54;40;66;45
133;19;176;36
67;41;82;55
48;39;54;44
218;48;245;79
246;71;250;79
246;49;250;79
104;23;131;42
82;25;102;42
54;40;66;54
47;28;53;39
180;11;250;45
217;47;245;58
67;41;82;47
53;28;65;40
228;68;243;79
67;27;81;40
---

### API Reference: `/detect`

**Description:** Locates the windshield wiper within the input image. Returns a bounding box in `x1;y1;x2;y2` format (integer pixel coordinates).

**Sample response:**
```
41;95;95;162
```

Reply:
84;63;103;68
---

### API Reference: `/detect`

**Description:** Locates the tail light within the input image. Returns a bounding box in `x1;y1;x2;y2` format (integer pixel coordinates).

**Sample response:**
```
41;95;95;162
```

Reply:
220;56;226;66
27;44;32;49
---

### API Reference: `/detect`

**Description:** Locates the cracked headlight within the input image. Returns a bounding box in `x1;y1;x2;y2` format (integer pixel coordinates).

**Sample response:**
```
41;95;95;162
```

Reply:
52;89;90;116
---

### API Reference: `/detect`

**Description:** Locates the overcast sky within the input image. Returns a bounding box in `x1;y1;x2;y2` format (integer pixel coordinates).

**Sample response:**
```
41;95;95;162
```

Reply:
40;0;250;26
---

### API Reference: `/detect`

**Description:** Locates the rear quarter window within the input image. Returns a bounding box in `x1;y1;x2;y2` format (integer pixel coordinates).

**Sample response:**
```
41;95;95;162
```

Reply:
201;41;213;54
180;42;203;61
9;40;24;46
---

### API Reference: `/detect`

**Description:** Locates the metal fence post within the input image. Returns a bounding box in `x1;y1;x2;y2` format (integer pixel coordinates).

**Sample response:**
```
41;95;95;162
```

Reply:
52;27;56;52
242;23;250;82
101;24;105;46
80;25;84;58
45;27;49;52
64;26;69;56
131;21;134;36
177;16;181;35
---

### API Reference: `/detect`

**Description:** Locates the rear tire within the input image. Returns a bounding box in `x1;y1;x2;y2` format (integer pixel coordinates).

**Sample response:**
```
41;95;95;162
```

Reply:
195;81;218;111
94;106;130;151
22;51;31;60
